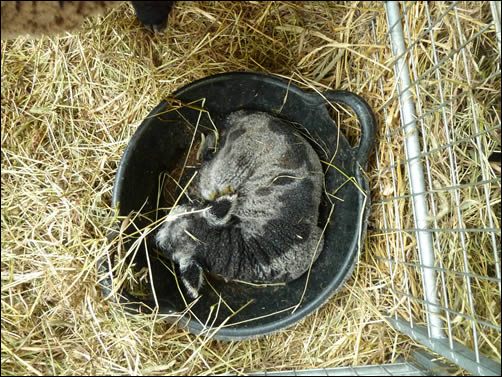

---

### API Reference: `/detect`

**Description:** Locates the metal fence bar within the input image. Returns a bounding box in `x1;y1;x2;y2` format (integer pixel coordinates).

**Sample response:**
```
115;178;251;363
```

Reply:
387;317;502;376
371;5;415;326
245;362;427;376
385;0;445;339
404;1;454;347
377;1;459;64
371;227;500;233
490;1;501;48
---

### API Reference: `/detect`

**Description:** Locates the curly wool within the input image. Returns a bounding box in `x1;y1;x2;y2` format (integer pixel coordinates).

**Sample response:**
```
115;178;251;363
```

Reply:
1;1;120;40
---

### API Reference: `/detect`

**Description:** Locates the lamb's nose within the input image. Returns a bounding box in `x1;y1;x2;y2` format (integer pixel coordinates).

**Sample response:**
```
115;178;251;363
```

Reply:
210;198;233;219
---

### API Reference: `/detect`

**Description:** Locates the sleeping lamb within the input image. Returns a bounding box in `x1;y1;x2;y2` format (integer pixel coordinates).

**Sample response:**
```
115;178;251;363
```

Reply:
154;110;325;298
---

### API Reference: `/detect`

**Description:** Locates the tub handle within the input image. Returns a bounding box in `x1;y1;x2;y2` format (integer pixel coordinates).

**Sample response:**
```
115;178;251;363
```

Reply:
321;90;377;168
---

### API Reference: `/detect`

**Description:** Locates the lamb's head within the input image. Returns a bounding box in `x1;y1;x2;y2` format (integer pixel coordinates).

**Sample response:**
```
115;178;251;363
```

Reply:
154;204;206;298
154;205;199;257
153;194;238;298
156;194;237;249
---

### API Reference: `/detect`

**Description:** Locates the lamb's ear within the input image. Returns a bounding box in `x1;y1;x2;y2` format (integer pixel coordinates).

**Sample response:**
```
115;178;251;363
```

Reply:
178;258;204;299
197;132;217;162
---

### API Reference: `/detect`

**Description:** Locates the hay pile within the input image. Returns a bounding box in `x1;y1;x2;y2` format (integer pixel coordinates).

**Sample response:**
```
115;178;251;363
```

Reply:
1;1;499;375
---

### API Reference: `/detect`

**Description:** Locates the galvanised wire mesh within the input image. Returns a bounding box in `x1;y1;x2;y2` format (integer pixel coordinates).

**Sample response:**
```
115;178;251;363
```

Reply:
372;1;500;375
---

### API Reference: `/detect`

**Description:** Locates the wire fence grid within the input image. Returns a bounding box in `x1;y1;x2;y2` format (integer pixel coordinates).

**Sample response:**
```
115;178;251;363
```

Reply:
372;1;501;375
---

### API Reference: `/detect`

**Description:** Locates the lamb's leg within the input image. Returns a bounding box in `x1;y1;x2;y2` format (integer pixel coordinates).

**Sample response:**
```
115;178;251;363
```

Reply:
178;258;204;299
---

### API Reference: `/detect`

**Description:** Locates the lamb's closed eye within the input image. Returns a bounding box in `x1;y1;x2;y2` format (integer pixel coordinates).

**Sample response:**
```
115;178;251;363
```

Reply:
154;110;324;299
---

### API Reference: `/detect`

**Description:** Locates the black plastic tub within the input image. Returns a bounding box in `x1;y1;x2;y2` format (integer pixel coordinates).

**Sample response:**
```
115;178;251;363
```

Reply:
99;72;376;340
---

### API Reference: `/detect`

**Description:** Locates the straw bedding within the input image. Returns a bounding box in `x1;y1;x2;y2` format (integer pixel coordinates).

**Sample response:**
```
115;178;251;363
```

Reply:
1;1;499;375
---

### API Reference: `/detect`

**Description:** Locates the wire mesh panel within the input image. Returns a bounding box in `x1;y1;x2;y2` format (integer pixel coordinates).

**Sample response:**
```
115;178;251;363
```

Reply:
372;1;501;374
